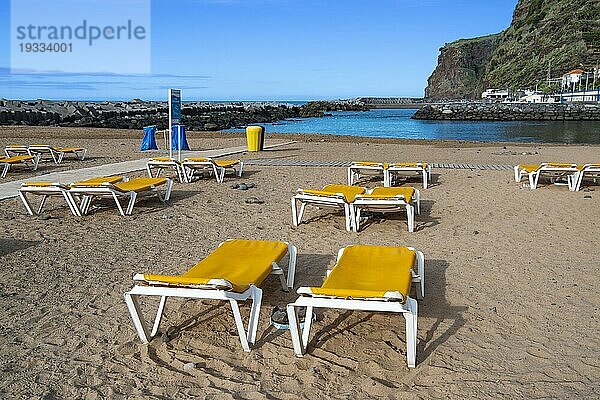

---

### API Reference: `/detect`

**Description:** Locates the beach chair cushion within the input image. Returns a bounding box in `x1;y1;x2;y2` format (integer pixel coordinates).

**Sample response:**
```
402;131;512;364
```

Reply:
390;162;428;169
354;161;389;169
358;187;415;201
22;182;62;188
1;155;35;164
55;147;84;153
518;164;540;173
185;158;240;168
309;245;415;301
113;177;168;193
72;176;124;187
150;157;178;162
302;184;366;202
143;239;289;292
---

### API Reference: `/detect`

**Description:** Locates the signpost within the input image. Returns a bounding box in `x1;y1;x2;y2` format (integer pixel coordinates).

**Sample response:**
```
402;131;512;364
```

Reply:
168;89;182;160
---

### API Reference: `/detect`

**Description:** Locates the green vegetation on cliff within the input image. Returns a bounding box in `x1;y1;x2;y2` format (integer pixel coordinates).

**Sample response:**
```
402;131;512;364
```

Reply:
425;0;600;99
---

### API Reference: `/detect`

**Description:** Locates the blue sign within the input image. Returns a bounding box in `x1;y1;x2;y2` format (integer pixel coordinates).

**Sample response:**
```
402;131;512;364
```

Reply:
169;89;181;125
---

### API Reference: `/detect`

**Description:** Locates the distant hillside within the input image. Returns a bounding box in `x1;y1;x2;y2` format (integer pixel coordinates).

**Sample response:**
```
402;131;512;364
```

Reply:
425;0;600;99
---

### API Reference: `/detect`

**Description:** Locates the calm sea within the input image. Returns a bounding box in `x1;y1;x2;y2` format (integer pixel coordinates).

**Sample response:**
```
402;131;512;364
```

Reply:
231;108;600;144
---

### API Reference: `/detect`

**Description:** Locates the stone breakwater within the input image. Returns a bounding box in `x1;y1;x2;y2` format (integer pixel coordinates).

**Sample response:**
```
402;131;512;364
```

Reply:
412;102;600;121
0;99;369;131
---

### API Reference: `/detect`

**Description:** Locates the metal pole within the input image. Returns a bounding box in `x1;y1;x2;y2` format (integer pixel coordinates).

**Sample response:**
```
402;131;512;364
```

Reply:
168;89;173;159
178;125;182;162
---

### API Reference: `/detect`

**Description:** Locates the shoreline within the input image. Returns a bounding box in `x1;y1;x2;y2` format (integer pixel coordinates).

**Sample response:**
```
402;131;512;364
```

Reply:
2;125;600;147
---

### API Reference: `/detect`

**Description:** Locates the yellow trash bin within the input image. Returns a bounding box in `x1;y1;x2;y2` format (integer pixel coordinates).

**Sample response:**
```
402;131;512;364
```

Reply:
246;125;264;152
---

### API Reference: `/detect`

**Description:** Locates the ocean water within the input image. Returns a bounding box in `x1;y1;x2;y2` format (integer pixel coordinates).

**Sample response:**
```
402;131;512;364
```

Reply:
230;108;600;144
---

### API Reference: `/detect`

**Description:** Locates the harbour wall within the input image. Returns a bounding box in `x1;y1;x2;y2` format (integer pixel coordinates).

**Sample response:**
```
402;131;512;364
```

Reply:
412;102;600;121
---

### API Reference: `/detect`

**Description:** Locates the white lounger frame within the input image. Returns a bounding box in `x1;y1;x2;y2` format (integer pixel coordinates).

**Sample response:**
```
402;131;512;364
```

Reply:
574;164;600;191
146;159;186;183
291;191;355;232
352;189;421;233
19;183;82;216
385;164;431;189
514;165;538;187
182;158;244;183
69;178;173;216
1;154;41;178
28;145;87;164
531;163;579;190
4;145;31;157
286;246;423;368
347;163;386;185
124;241;298;351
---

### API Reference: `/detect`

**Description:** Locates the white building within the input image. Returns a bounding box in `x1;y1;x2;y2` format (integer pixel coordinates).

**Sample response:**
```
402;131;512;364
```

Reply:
481;89;509;100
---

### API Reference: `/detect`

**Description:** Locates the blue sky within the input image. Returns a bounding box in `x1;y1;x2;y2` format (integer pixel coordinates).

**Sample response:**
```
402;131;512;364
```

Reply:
0;0;518;101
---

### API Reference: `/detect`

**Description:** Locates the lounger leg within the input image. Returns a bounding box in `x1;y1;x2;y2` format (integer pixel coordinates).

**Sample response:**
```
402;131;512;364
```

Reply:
404;298;418;368
111;192;128;216
302;306;314;348
38;195;48;214
291;198;299;226
125;192;137;215
247;286;263;345
344;203;353;232
229;299;251;351
124;292;152;343
146;164;154;178
32;154;41;171
63;192;81;216
513;166;520;182
18;192;35;215
422;170;427;189
238;161;244;177
164;178;173;201
81;149;87;160
416;251;425;299
286;243;297;289
151;296;167;338
354;206;362;232
287;304;305;356
415;189;421;214
1;164;8;178
406;204;414;233
348;168;353;185
530;172;537;189
298;202;307;225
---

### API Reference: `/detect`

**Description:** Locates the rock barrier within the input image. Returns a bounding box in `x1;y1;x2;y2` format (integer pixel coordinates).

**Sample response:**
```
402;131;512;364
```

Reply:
412;102;600;120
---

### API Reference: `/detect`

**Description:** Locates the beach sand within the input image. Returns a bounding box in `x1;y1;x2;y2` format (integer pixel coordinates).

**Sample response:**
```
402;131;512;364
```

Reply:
0;127;599;398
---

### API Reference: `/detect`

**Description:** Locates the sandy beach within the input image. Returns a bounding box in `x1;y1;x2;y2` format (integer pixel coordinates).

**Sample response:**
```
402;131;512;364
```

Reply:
1;127;599;399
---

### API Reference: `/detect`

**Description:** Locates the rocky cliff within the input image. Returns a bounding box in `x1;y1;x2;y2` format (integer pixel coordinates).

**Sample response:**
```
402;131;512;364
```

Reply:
425;0;600;99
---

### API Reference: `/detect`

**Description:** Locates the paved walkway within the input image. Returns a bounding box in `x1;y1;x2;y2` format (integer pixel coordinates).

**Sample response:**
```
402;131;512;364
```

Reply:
0;141;295;200
245;159;513;171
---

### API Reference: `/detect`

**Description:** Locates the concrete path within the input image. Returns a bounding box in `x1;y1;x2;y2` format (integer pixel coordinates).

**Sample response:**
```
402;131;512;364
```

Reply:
0;141;295;200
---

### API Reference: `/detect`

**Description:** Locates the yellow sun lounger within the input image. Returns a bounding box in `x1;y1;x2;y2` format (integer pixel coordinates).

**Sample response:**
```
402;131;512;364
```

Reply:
0;154;41;178
69;176;173;216
353;187;420;232
385;163;431;188
291;184;366;232
146;157;186;183
573;163;600;191
287;245;423;368
19;182;80;216
514;163;579;190
181;157;243;183
4;144;31;157
28;144;87;163
347;161;388;185
124;239;298;351
18;176;124;216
